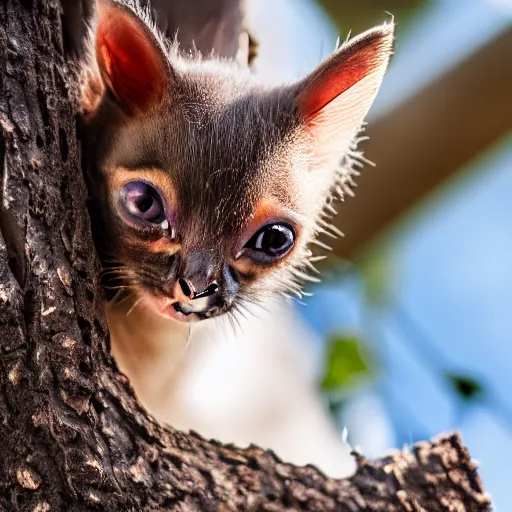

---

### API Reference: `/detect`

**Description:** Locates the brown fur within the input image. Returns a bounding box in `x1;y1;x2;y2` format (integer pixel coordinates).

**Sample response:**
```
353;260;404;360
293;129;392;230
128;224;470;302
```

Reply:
81;0;394;321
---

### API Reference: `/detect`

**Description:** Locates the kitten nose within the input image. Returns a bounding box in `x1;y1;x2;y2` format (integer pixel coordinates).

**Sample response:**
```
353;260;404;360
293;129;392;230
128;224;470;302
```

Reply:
173;278;195;303
180;278;194;298
173;278;218;303
172;279;221;317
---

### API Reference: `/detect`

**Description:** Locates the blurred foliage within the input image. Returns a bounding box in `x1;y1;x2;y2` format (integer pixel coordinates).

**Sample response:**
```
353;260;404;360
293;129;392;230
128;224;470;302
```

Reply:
327;396;345;420
359;244;395;306
316;0;429;35
313;255;353;284
321;335;372;391
446;373;484;402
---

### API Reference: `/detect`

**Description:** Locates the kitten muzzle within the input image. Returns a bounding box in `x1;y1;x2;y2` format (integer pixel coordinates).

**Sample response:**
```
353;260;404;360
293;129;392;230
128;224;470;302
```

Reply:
169;252;239;319
173;280;221;318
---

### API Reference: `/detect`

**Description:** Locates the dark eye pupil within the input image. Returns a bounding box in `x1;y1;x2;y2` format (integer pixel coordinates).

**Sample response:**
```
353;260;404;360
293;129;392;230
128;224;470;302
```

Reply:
136;196;153;213
120;181;165;224
245;223;295;261
263;229;286;252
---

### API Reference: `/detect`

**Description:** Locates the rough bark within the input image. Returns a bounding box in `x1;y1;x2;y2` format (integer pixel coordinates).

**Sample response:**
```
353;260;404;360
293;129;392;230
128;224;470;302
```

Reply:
0;0;491;510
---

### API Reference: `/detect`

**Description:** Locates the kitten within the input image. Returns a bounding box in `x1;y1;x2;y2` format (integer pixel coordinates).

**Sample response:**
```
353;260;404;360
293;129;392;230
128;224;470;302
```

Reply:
80;0;393;474
81;0;393;324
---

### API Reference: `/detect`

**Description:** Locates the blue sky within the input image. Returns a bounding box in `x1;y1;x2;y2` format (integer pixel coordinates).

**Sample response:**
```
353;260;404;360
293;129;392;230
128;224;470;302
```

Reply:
385;136;512;509
276;0;512;508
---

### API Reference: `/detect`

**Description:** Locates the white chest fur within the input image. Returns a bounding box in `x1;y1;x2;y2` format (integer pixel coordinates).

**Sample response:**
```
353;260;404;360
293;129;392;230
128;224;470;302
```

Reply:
107;297;355;478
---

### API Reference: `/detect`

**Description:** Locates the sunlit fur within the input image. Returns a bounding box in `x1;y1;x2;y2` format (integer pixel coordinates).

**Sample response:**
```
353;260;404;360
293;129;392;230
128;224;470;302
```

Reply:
81;0;393;321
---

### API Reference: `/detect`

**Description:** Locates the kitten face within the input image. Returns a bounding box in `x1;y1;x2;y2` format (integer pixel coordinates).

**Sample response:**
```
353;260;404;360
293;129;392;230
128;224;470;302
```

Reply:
89;79;313;321
83;0;393;323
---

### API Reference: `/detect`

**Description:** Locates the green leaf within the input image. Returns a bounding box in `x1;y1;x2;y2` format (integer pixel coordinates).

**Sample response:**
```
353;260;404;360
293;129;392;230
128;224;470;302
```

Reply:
321;335;371;391
446;374;484;402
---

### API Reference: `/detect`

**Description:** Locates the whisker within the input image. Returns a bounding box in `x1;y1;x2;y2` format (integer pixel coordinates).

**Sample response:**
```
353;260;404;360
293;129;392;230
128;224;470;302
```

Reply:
233;304;248;322
126;296;144;317
114;292;136;307
230;308;243;333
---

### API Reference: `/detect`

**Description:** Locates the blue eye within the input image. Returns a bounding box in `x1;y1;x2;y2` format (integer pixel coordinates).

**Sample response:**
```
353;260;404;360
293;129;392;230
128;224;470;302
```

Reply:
243;223;295;263
120;181;165;224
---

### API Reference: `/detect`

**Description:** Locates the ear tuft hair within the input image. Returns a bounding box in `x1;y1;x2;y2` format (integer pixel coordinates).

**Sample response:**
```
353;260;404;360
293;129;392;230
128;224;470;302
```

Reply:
82;0;172;117
296;23;394;167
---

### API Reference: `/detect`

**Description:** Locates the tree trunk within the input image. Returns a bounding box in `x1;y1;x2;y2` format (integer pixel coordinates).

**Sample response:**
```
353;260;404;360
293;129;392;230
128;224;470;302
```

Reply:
0;1;491;510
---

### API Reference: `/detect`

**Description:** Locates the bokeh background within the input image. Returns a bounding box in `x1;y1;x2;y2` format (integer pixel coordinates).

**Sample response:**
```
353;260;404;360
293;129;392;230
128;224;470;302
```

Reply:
248;0;512;508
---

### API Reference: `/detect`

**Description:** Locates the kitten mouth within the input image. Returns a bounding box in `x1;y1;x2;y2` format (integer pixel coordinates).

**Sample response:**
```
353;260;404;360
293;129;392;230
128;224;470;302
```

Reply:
171;302;209;320
172;302;194;317
157;299;201;323
146;294;206;323
141;284;224;322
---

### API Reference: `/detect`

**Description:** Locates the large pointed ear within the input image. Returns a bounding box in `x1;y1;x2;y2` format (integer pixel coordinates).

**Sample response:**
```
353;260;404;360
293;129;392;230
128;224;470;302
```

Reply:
93;0;171;116
296;23;394;166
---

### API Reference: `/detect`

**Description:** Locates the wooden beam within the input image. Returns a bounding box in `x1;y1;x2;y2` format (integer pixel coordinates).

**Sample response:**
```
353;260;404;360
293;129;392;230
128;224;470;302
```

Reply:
330;28;512;258
318;0;426;34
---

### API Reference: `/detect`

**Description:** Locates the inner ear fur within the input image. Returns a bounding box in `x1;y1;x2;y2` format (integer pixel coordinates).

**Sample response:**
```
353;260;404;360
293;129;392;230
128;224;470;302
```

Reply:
295;23;394;161
87;0;173;116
